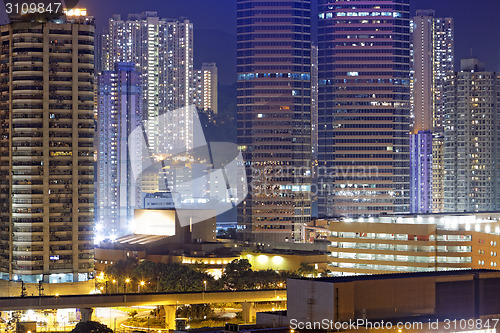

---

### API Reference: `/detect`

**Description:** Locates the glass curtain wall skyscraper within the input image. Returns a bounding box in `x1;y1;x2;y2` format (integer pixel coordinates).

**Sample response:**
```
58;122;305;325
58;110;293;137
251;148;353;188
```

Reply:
237;0;312;242
317;0;411;218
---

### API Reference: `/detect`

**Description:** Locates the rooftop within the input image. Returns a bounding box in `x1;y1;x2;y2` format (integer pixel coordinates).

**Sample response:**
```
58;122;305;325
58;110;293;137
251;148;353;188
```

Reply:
293;269;500;284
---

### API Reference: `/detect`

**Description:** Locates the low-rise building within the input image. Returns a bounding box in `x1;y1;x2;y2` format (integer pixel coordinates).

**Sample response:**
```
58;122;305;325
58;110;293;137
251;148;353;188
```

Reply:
258;269;500;332
327;213;500;275
242;252;327;273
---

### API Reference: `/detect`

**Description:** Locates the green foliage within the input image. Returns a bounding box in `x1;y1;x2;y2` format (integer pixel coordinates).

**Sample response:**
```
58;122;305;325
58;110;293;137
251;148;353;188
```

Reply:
124;317;164;328
70;321;113;333
221;259;253;290
153;263;214;292
220;259;291;290
105;257;138;278
128;309;138;318
105;258;292;293
217;228;237;239
106;260;216;293
176;304;214;320
297;262;318;277
187;317;245;329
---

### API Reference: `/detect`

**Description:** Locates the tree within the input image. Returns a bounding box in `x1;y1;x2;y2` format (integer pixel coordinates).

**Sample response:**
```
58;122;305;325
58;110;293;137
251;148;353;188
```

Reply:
128;310;138;318
156;263;214;292
217;228;237;239
105;257;138;278
221;259;254;290
253;269;283;289
176;304;214;320
279;270;300;282
70;321;113;333
105;259;216;293
297;263;318;277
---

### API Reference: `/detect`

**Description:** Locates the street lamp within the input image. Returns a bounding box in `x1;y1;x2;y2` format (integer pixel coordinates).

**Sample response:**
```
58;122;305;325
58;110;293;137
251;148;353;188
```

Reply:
203;280;207;292
112;279;117;293
124;278;130;293
138;280;145;293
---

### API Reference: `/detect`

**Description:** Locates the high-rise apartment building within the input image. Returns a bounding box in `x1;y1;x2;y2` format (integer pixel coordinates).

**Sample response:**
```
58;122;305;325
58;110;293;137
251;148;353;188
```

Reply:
444;59;500;213
100;12;196;222
410;10;433;214
96;63;143;239
432;132;445;211
317;0;411;218
101;12;194;152
410;10;454;213
0;13;95;283
431;16;454;213
194;63;218;114
410;130;432;212
237;0;312;242
311;45;319;158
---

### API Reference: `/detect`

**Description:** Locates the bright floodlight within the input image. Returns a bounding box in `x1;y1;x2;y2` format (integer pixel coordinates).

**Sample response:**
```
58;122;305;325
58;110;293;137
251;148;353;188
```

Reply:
133;210;176;236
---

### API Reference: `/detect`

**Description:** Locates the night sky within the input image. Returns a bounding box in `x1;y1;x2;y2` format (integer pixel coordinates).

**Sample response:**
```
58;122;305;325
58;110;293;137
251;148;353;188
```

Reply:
1;0;499;84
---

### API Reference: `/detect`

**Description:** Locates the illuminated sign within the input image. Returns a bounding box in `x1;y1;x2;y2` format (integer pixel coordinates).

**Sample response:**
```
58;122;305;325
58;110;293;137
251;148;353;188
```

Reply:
63;8;87;16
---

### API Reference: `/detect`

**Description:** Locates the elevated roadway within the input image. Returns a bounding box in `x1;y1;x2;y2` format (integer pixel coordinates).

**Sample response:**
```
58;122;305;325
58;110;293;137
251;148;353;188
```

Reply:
0;289;287;329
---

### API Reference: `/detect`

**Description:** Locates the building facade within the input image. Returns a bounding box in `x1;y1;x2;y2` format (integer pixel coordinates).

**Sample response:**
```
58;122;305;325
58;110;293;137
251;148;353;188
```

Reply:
101;12;198;221
443;59;500;212
194;63;218;114
285;270;500;328
432;133;445;211
410;130;432;212
410;10;454;213
96;63;143;240
0;14;95;283
317;0;411;218
327;212;500;276
101;12;194;153
311;44;318;158
237;0;312;242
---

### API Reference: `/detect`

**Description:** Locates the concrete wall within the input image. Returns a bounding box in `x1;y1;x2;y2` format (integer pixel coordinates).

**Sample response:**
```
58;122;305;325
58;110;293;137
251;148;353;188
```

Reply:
351;277;435;320
242;252;328;272
94;248;147;271
256;311;288;327
287;276;437;323
0;279;94;297
287;279;335;323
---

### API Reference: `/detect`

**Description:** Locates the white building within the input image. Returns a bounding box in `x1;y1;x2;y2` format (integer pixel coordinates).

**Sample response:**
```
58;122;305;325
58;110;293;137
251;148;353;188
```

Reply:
101;12;194;152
